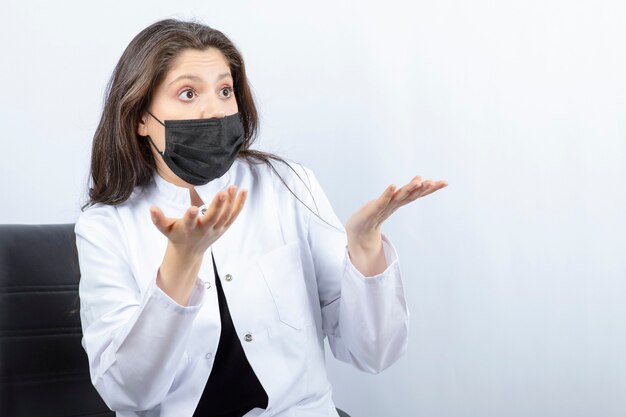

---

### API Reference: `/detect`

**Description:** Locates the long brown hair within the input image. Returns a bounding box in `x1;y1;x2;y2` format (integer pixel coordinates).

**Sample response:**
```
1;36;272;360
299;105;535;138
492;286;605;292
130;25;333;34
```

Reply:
84;18;333;226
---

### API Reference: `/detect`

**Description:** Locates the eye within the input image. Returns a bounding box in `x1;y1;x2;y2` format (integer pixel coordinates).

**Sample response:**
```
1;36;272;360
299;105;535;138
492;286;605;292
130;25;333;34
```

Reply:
220;87;234;98
178;88;196;102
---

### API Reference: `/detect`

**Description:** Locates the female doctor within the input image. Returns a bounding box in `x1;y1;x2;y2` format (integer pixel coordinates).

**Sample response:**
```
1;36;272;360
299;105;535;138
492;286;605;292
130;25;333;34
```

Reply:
76;18;448;417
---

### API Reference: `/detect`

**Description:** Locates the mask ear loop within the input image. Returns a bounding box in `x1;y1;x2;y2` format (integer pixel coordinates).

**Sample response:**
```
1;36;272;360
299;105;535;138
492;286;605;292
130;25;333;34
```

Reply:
145;110;166;155
147;110;166;126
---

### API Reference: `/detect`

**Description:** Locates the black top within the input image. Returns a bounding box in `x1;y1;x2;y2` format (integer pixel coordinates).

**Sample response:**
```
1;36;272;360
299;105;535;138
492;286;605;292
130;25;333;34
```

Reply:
192;252;268;417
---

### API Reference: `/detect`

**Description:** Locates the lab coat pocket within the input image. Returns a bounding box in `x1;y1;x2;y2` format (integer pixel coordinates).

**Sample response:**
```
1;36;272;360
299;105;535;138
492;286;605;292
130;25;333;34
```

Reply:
257;241;314;330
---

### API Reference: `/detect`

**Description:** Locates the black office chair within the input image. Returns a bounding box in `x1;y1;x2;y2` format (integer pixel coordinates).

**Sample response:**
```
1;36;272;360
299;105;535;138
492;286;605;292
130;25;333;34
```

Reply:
0;224;114;416
0;224;352;416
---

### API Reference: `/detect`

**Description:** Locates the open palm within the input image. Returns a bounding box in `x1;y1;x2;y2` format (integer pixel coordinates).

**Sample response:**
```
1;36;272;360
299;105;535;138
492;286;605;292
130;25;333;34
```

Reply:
345;176;448;239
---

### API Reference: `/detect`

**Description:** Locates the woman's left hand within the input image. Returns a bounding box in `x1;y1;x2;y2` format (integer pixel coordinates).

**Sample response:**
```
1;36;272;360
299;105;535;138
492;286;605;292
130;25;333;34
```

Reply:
345;176;448;276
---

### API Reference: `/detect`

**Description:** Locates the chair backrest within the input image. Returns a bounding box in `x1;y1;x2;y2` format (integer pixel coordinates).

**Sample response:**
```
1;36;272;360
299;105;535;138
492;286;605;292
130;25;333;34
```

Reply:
0;224;114;416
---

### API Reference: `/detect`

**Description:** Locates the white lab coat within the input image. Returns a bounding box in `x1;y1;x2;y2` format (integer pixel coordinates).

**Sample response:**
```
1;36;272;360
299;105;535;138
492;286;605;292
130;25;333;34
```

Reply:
75;158;409;417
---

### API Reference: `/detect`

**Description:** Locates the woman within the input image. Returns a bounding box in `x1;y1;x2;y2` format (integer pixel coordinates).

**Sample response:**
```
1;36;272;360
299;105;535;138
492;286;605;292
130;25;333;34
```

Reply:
76;18;448;417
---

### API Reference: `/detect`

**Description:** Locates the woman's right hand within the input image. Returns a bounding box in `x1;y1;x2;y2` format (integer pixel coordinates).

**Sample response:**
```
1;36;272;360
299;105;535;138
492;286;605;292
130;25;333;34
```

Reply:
148;185;247;306
149;185;248;256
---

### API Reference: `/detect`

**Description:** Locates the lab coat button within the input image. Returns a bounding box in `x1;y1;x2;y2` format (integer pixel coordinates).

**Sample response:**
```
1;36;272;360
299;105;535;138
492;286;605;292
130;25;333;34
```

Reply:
225;274;233;282
244;333;253;342
205;352;213;359
204;281;211;290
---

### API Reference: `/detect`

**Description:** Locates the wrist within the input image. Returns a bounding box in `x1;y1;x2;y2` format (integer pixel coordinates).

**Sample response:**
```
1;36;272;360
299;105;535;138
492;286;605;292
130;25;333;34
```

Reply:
166;241;204;264
347;228;382;253
158;245;204;306
346;230;387;278
161;243;203;283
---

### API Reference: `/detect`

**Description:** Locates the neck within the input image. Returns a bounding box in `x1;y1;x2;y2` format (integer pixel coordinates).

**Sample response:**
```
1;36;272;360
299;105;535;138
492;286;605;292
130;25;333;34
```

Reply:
156;161;194;190
156;166;204;207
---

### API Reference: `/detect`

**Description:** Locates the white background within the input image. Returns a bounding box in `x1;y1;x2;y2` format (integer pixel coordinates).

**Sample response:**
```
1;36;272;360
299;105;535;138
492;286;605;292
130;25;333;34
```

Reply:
2;1;625;416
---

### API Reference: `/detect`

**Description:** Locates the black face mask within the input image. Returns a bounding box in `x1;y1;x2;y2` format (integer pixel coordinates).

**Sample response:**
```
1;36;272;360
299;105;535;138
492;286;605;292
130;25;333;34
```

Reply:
145;111;245;186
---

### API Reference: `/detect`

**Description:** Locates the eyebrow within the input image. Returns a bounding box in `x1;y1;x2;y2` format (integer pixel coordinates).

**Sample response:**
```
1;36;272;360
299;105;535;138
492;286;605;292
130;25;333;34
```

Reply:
168;72;233;86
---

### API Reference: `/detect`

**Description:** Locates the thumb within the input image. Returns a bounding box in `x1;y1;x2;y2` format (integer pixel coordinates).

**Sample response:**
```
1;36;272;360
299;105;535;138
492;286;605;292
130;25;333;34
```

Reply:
149;205;175;235
377;184;396;209
355;185;395;221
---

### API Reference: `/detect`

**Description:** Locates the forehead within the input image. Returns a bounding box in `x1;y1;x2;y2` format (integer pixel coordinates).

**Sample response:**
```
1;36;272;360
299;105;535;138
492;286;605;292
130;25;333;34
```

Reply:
165;48;232;81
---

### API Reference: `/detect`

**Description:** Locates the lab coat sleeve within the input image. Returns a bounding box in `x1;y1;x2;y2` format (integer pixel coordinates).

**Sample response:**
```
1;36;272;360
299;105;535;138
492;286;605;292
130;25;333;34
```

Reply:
300;167;410;374
75;208;206;411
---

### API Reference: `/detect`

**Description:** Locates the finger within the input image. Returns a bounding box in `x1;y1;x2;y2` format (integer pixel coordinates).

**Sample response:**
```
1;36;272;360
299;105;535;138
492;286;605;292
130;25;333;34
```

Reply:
223;189;248;228
390;176;423;202
379;180;437;221
379;184;397;208
198;190;228;227
409;176;424;190
405;180;447;202
214;186;239;228
408;179;435;199
149;205;176;235
381;178;429;217
378;185;423;222
368;185;398;225
377;179;448;222
183;206;199;229
419;181;448;198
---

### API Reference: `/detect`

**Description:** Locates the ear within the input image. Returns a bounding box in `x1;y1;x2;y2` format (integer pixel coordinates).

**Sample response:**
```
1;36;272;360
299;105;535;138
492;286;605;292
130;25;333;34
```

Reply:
137;113;149;137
